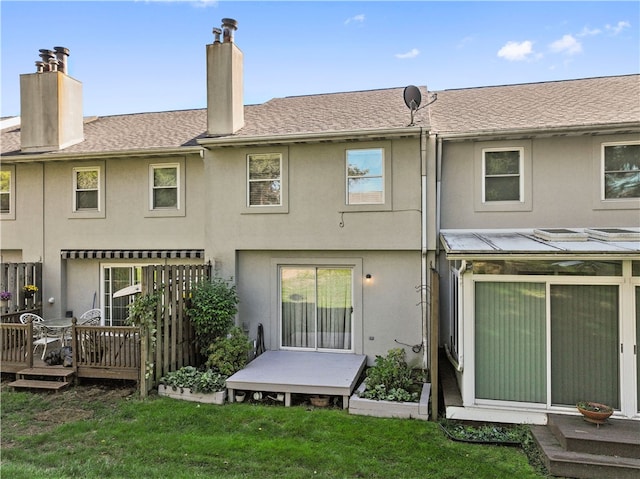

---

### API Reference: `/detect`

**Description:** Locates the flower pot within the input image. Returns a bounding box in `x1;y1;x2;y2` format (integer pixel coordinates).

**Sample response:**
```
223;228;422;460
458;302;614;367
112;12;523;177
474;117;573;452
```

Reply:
235;391;246;403
158;385;226;405
310;395;330;407
577;402;613;425
23;292;34;299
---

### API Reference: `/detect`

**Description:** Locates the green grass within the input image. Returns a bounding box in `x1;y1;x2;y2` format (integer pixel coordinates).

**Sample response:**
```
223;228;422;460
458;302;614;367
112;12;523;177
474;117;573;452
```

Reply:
1;385;547;479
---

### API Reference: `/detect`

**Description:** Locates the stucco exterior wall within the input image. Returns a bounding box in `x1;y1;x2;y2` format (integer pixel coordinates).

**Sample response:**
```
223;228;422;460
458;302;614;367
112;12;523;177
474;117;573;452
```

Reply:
236;250;423;367
440;133;639;230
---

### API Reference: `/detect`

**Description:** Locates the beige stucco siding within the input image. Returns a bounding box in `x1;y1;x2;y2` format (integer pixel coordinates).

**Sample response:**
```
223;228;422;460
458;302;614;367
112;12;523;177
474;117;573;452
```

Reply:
236;250;423;367
440;133;639;230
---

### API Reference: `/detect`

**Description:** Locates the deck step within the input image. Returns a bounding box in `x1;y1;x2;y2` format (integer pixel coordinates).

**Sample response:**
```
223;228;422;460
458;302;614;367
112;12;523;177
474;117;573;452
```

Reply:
548;414;640;459
532;421;640;479
7;379;71;391
17;367;75;381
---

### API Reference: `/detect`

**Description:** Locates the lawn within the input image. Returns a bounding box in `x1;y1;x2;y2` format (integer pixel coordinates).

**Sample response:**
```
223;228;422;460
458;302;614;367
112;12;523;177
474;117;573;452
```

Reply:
1;381;548;479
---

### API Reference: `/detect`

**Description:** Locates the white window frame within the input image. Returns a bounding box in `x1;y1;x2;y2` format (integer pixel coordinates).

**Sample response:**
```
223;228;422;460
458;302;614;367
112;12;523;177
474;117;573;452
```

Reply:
592;137;640;211
73;166;100;212
346;148;385;205
247;153;282;207
242;147;289;214
481;147;524;203
0;165;15;220
149;163;180;210
601;140;640;201
474;140;532;212
69;163;105;219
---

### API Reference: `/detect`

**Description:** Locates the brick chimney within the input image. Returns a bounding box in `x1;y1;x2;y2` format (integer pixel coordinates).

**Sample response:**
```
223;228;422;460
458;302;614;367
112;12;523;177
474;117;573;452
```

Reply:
20;46;83;152
206;18;244;136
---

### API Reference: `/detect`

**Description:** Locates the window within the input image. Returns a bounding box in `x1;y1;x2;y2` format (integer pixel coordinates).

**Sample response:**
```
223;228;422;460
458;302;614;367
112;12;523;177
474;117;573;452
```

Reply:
602;142;640;200
346;148;384;204
248;153;281;206
0;169;11;215
150;164;179;209
474;141;531;212
73;167;99;211
482;148;522;202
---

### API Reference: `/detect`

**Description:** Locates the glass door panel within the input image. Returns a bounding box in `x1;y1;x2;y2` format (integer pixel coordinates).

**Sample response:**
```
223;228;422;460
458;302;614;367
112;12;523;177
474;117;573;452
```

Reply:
103;266;141;326
475;282;546;403
281;266;353;351
551;285;619;408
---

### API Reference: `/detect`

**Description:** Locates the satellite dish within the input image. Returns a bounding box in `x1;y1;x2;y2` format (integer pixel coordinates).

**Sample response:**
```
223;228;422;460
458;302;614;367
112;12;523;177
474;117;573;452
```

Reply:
403;85;422;111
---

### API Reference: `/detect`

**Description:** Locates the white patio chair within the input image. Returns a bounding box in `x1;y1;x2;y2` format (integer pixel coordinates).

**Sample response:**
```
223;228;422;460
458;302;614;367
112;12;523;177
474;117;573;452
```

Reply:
19;314;59;359
79;308;101;325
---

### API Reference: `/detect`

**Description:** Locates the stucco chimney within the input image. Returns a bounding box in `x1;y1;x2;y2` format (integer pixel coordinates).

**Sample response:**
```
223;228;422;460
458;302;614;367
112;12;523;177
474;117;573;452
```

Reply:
206;18;244;136
20;47;83;152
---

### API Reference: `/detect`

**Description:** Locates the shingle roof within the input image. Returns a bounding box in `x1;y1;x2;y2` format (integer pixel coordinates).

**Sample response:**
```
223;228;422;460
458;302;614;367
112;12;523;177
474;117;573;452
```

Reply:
2;74;638;157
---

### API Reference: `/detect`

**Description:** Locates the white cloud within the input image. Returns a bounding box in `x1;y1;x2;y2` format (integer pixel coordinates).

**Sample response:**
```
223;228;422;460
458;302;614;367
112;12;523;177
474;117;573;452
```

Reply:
606;21;631;35
344;14;365;25
395;48;420;59
457;36;474;49
497;41;535;61
577;26;602;37
549;34;582;55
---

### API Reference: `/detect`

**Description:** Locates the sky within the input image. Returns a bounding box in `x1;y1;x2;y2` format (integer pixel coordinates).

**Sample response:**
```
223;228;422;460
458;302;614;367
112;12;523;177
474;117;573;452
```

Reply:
1;1;638;118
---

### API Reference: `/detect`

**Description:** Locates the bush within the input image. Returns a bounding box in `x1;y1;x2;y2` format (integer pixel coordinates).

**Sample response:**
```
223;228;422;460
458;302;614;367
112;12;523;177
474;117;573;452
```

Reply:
186;276;239;356
206;326;252;376
360;348;418;402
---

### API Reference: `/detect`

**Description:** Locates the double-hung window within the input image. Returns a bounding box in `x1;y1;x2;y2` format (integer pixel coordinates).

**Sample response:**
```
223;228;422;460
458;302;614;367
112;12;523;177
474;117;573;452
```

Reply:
150;163;179;209
346;148;384;205
602;142;640;200
73;167;100;211
482;148;523;203
248;153;281;206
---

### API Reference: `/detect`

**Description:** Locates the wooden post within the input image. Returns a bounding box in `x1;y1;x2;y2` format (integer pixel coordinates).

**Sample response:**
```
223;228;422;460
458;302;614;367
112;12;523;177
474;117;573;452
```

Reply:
430;268;439;421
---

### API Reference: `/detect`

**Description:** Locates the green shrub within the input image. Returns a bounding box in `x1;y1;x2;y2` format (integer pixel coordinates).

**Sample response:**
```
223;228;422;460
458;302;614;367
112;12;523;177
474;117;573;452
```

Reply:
361;348;418;402
159;366;226;393
206;326;252;376
186;276;239;356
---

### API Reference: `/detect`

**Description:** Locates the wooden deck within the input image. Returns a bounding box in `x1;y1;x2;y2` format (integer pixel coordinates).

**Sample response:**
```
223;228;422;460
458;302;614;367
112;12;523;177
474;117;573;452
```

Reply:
226;350;367;409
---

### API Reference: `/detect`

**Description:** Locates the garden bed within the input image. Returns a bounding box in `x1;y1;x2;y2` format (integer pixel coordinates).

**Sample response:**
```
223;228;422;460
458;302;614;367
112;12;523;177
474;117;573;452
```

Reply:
349;382;430;420
158;384;226;405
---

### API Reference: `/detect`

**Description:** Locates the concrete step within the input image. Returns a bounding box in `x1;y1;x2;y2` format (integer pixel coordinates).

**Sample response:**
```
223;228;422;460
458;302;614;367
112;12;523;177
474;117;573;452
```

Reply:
7;379;71;391
17;367;75;381
548;414;640;459
532;424;640;479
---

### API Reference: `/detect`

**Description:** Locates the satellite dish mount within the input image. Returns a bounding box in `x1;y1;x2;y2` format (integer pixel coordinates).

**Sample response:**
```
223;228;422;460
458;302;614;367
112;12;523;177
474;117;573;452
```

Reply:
403;85;437;126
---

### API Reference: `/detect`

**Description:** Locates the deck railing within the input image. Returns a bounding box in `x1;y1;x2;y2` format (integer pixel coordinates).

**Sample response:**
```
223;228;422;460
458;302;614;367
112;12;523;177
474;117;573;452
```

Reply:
0;322;33;372
71;322;141;381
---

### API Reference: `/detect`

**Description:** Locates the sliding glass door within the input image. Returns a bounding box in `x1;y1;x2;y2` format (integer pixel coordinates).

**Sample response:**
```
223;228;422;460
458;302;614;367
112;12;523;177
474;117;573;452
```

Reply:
103;265;142;326
281;267;353;351
550;285;619;408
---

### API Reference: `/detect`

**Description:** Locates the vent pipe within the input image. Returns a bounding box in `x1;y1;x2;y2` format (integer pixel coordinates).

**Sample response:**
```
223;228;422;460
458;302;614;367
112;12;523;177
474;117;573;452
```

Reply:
54;46;70;74
221;18;237;43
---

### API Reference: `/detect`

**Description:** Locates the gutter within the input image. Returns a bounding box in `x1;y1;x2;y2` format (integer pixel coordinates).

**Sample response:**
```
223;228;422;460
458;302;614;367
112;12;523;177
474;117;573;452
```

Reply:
0;146;204;163
198;127;424;148
433;122;640;141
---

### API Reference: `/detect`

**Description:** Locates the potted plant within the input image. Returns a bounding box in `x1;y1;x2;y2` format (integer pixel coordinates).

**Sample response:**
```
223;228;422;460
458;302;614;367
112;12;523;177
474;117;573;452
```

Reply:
23;284;38;299
158;366;227;404
576;401;613;425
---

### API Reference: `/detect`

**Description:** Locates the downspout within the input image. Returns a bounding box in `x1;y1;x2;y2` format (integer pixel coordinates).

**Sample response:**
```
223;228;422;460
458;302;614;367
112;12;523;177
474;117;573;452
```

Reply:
420;128;428;370
436;137;442;254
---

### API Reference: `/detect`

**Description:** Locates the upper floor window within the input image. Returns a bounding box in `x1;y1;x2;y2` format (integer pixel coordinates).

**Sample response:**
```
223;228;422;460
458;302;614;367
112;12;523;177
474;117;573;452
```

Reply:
150;164;179;209
603;142;640;200
346;148;384;205
73;167;99;211
0;169;11;215
248;153;281;206
482;148;523;202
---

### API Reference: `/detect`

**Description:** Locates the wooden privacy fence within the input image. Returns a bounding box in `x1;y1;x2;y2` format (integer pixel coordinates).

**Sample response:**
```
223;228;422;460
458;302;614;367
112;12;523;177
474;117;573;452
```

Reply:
140;263;212;395
1;262;42;316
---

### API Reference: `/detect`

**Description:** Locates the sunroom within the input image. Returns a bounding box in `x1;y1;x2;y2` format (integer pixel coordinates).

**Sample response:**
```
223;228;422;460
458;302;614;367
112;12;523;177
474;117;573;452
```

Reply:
440;228;640;424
